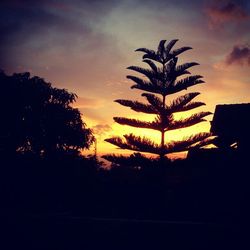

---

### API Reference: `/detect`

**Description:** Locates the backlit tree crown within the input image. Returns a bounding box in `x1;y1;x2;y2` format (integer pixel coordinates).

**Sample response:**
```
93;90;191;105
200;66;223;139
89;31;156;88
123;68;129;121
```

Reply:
104;39;213;161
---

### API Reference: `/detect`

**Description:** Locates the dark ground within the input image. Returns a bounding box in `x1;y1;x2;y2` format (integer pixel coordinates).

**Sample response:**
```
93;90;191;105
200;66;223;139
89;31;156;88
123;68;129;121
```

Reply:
1;151;250;249
1;212;245;250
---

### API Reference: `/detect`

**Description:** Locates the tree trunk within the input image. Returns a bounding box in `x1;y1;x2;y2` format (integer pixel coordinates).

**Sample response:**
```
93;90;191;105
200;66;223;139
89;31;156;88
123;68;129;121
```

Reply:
160;94;166;161
160;130;165;160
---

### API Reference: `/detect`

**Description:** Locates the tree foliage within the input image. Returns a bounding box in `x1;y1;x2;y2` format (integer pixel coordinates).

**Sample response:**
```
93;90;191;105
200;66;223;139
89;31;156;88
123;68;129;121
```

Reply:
0;70;94;157
104;39;213;163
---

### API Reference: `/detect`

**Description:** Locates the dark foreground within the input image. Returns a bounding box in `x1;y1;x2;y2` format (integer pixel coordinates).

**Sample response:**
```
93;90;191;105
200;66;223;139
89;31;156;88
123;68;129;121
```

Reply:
1;151;250;249
2;213;246;250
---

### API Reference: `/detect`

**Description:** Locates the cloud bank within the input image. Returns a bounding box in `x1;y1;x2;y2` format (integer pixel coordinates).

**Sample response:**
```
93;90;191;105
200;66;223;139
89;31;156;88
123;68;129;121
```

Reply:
226;44;250;66
205;1;249;29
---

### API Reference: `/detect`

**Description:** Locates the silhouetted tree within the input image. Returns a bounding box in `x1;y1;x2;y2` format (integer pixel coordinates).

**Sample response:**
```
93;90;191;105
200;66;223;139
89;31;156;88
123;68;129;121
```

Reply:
104;39;213;162
0;70;94;157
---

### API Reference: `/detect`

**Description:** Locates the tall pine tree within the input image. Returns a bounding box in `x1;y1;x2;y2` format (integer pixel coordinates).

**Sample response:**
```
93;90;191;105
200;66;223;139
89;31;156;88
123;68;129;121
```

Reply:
104;39;213;163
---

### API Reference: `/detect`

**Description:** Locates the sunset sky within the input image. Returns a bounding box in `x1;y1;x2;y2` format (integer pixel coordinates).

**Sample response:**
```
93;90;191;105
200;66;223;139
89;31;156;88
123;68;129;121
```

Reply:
1;0;250;157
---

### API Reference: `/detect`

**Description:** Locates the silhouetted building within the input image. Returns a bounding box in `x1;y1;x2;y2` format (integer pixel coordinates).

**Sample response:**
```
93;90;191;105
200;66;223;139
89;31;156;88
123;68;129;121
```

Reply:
187;103;250;160
210;104;250;152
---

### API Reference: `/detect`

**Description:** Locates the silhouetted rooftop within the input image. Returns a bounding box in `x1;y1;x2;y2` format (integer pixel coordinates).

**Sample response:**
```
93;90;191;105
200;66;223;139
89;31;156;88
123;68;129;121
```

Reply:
210;103;250;149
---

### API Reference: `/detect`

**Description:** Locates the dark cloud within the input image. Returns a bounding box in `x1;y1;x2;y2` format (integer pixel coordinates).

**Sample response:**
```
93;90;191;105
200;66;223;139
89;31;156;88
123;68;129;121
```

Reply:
0;1;114;46
0;2;85;68
225;44;250;66
205;1;249;29
0;0;119;62
0;0;126;94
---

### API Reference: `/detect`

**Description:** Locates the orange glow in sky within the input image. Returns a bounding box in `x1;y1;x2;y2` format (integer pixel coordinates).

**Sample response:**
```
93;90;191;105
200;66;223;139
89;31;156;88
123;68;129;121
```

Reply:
1;0;249;158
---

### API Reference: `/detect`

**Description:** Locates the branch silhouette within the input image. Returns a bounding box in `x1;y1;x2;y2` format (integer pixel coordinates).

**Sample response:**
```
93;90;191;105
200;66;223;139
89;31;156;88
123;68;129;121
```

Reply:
104;39;213;163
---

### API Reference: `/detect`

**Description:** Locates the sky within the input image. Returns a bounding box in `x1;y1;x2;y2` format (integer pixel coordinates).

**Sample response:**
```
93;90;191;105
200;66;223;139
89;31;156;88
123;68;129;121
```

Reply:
0;0;250;158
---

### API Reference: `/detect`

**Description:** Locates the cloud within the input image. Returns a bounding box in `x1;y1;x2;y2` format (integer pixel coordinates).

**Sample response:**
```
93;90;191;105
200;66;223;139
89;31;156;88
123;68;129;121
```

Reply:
74;96;104;109
0;0;118;42
0;0;127;96
74;97;107;123
92;124;112;136
205;1;249;29
225;44;250;66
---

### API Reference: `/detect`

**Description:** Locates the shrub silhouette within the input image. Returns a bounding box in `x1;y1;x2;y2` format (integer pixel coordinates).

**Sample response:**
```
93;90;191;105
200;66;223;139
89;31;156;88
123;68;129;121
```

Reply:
104;39;214;163
0;70;94;157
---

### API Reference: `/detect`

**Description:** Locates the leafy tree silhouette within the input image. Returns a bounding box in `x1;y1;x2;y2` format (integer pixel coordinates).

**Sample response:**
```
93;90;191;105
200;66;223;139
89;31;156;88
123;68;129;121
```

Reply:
104;39;214;163
0;70;94;157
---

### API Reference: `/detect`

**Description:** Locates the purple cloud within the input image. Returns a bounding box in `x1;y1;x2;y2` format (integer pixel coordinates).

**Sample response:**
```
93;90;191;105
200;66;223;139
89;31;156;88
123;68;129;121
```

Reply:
205;1;249;29
225;44;250;66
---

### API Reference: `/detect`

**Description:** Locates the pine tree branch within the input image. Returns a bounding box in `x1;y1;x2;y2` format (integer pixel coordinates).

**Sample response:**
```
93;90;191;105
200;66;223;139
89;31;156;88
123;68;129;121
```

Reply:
136;40;182;64
166;92;201;113
127;66;162;82
127;75;158;87
167;75;204;95
165;132;212;153
114;117;161;131
126;75;147;86
143;59;158;73
170;47;192;58
167;111;212;131
135;48;155;54
115;99;157;114
164;39;179;58
141;93;163;111
165;57;178;75
142;53;161;63
157;39;167;57
124;134;160;154
175;62;199;77
105;134;160;155
127;64;203;97
131;84;163;95
116;93;207;124
127;66;154;78
176;102;206;112
189;136;217;149
175;75;204;88
164;58;179;87
105;136;132;150
170;92;200;108
127;75;163;95
105;133;213;156
135;48;161;63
